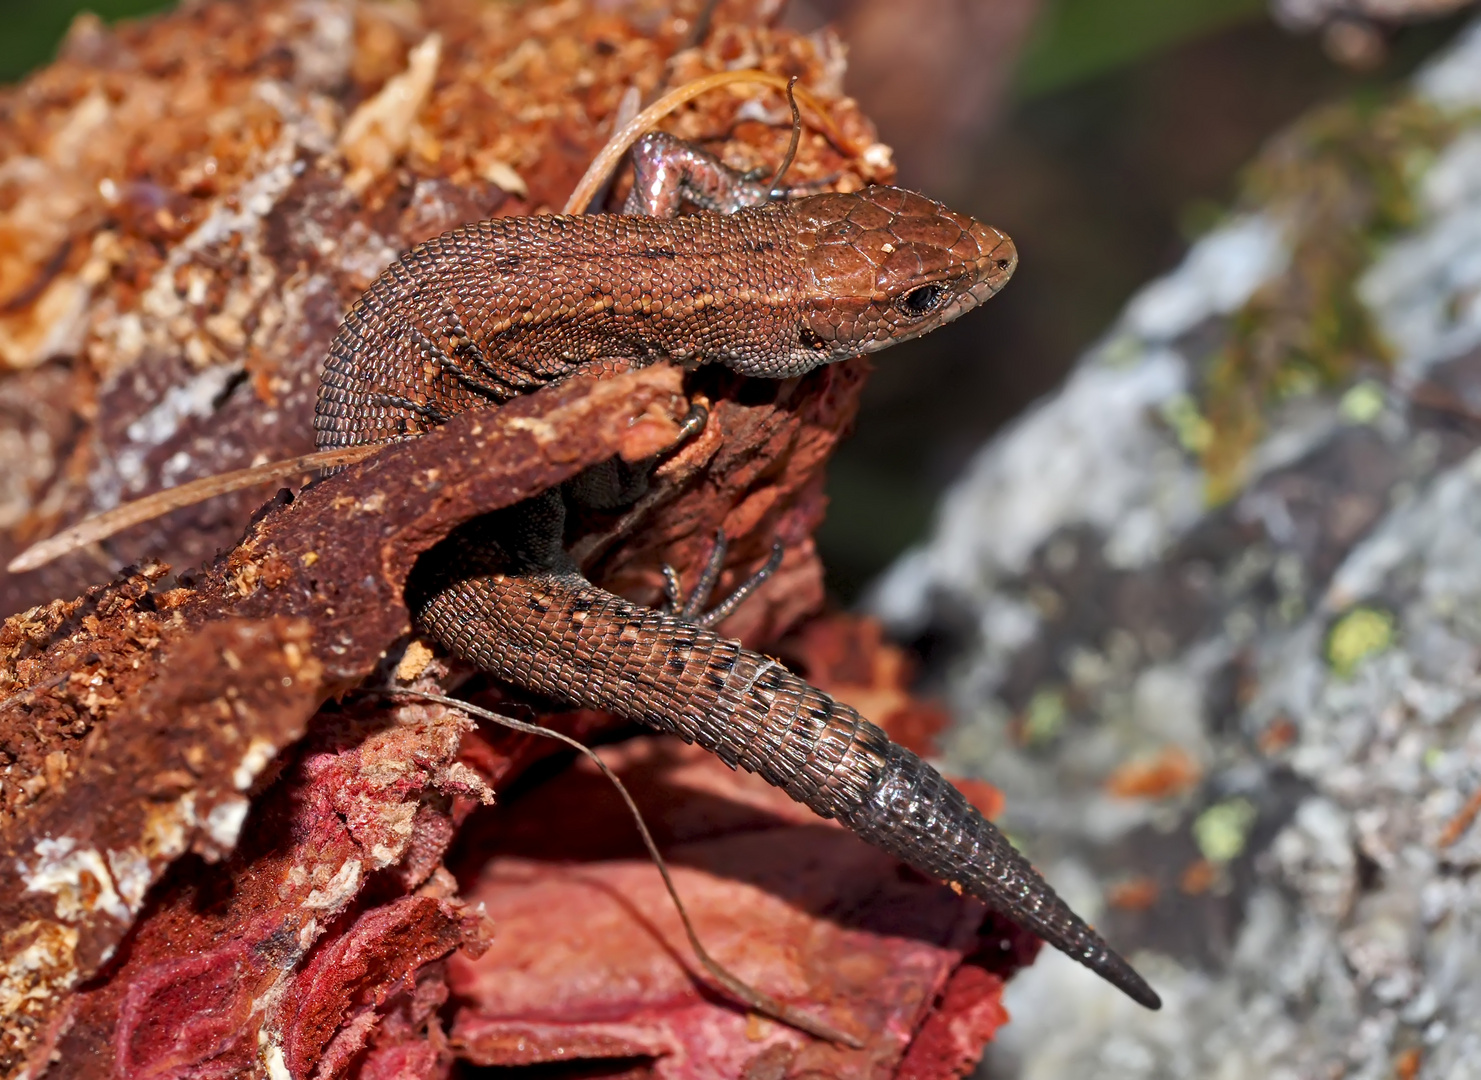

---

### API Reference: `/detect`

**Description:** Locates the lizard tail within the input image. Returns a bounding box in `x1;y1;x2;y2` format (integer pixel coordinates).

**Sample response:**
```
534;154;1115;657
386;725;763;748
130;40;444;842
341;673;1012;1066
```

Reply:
835;739;1161;1009
412;567;1161;1011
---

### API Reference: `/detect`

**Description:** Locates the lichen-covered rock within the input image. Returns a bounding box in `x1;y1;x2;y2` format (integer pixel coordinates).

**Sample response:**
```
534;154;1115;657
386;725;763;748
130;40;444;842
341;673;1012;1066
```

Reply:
873;17;1481;1080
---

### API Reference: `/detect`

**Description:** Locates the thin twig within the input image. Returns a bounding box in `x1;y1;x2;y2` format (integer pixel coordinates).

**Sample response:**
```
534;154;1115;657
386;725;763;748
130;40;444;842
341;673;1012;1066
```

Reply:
367;686;863;1049
7;444;382;574
0;671;71;714
766;77;803;196
681;0;721;50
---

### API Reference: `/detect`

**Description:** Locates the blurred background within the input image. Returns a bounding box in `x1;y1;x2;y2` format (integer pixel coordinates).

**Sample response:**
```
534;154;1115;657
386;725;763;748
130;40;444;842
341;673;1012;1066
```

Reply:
1;0;1471;600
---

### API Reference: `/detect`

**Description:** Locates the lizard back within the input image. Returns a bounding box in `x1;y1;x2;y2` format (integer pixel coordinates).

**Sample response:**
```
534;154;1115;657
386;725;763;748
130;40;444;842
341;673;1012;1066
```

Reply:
315;206;803;449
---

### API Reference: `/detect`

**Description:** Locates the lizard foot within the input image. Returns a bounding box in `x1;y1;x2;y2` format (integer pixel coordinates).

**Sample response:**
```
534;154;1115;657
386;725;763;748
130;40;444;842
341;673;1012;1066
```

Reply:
656;402;709;463
660;530;783;629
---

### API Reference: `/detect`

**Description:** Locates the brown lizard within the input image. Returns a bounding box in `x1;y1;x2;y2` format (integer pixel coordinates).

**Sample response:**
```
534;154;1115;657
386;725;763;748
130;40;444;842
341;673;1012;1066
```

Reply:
315;130;1163;1013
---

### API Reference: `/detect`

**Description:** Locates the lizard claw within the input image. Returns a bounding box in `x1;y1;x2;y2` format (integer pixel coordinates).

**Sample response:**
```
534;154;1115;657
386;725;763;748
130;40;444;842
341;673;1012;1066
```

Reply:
659;562;686;616
695;538;782;628
684;529;730;621
659;531;783;628
656;402;709;464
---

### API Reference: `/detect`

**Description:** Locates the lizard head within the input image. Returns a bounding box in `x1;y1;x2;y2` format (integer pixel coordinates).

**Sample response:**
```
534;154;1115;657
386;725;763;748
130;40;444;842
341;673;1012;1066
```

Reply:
786;186;1016;367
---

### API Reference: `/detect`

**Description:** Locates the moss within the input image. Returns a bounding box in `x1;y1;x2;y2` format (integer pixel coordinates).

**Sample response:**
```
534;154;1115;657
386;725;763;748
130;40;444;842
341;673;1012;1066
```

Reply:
1196;96;1460;504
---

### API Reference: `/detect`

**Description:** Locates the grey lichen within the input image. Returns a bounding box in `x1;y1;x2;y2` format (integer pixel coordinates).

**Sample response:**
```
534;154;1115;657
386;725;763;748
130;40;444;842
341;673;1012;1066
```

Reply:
874;17;1481;1080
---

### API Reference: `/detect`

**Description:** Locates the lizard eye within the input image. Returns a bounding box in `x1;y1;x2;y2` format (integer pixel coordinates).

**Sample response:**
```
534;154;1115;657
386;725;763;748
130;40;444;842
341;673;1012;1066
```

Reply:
899;283;944;317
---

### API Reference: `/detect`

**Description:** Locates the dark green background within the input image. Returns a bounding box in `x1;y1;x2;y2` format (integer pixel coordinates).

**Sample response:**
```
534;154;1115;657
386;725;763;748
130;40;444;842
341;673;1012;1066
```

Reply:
0;0;171;81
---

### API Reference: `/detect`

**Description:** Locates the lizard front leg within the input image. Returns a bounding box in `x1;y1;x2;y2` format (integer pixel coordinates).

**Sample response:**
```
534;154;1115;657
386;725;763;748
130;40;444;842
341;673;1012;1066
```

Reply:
623;131;778;216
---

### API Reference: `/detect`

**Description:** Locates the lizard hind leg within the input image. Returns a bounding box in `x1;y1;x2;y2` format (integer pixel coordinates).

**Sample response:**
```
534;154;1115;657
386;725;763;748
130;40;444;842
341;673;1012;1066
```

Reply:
623;131;775;217
564;402;710;513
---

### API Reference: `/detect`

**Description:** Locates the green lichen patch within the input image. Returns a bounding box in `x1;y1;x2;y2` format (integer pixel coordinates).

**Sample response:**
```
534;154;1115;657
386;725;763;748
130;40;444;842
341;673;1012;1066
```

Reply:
1339;380;1387;424
1160;393;1215;455
1192;797;1259;864
1326;605;1396;678
1022;686;1068;745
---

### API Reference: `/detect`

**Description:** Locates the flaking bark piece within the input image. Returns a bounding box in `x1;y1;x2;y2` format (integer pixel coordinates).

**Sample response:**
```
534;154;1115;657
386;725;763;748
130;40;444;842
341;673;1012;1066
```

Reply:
0;366;688;1077
0;616;325;1075
445;735;1034;1079
45;693;493;1080
185;365;690;682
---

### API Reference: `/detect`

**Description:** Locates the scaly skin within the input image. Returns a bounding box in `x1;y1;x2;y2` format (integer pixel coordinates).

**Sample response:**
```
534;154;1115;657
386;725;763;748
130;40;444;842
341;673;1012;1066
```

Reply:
315;144;1162;1011
315;184;1012;447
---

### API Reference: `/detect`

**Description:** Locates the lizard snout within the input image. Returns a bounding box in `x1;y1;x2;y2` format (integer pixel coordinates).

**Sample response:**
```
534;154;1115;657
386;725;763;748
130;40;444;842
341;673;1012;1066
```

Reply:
971;222;1018;299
